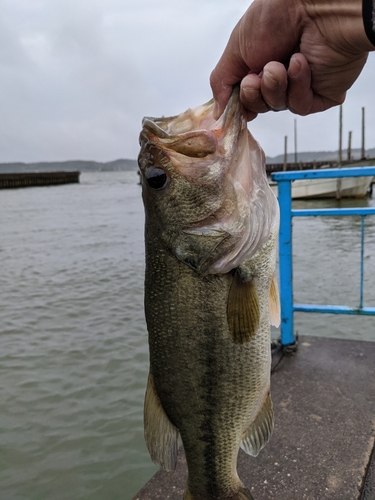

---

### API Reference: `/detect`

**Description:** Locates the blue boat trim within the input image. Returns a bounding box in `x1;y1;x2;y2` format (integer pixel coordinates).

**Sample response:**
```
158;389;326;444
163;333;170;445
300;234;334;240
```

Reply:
272;167;375;346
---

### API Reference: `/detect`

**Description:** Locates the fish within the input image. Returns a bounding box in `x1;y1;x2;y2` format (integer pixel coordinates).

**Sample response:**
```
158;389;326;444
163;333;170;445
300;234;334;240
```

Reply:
138;86;280;500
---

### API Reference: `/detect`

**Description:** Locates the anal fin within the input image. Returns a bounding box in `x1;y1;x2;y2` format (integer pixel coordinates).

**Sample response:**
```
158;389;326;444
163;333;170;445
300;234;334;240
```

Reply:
240;392;274;457
144;372;179;471
227;271;259;344
269;273;280;327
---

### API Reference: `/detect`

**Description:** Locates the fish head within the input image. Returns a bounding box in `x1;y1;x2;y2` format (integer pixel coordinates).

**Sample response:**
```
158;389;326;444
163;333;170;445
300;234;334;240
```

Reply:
138;86;278;275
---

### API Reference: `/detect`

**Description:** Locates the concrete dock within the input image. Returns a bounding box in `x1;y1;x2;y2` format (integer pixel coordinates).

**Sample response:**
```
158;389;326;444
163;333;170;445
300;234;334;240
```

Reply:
0;171;80;189
134;336;375;500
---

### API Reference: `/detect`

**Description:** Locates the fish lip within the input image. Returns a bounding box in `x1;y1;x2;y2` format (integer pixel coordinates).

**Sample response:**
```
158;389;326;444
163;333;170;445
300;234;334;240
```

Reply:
141;85;242;141
142;117;169;138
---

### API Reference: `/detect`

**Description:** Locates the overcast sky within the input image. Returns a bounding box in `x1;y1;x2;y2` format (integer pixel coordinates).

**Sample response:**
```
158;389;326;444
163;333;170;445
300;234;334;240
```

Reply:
1;0;375;163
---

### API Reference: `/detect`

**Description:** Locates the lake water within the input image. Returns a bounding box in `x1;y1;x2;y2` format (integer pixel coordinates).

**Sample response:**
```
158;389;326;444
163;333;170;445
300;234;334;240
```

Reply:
1;171;374;500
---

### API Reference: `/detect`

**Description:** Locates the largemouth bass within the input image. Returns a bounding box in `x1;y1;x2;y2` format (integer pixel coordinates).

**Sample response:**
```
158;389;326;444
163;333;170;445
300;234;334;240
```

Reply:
138;86;280;500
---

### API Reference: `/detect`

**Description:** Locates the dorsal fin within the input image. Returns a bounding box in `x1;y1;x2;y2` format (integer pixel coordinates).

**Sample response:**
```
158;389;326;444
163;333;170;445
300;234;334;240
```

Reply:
227;271;259;344
240;392;274;457
144;372;179;471
269;273;280;327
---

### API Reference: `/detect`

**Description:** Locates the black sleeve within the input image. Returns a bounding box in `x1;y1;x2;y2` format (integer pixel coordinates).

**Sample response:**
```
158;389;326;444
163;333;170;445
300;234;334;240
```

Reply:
363;0;375;46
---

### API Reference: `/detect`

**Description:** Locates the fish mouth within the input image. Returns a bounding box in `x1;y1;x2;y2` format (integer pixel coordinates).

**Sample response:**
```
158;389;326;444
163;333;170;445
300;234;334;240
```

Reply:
140;86;244;158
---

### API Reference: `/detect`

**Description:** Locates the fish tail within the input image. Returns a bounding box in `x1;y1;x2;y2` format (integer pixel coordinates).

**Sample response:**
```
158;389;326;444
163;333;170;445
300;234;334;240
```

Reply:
230;486;254;500
183;487;193;500
183;486;254;500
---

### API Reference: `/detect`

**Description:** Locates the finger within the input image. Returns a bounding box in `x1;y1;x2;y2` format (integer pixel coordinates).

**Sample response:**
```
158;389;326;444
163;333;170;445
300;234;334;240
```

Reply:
287;53;346;115
244;109;259;121
211;84;233;120
240;73;269;115
210;52;247;119
260;62;288;111
287;54;315;115
210;31;250;119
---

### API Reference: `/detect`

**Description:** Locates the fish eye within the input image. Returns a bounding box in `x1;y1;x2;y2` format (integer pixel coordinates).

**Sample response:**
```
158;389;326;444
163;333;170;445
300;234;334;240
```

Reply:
145;167;168;190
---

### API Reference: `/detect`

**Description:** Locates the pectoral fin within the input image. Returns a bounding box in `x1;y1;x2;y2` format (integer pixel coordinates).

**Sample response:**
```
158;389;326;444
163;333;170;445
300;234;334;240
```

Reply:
144;372;179;471
269;274;280;327
227;271;259;344
240;392;274;457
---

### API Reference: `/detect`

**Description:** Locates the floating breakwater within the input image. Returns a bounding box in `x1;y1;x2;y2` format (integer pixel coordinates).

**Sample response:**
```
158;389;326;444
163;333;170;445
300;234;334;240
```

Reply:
0;171;80;189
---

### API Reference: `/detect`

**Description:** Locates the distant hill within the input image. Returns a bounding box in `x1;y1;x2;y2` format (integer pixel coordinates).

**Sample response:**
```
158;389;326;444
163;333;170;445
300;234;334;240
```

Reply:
2;148;375;173
265;148;375;164
0;159;138;173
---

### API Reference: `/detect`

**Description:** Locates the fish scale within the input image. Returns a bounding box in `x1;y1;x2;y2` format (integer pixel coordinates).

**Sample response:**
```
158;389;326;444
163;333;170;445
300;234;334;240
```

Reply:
139;87;280;499
147;256;249;494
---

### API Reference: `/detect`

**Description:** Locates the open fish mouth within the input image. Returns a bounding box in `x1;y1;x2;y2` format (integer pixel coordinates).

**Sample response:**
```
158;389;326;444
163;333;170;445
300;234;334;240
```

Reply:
140;86;244;160
138;86;278;275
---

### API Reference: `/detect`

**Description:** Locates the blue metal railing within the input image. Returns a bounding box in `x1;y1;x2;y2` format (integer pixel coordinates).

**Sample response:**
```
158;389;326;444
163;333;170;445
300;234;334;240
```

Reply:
271;166;375;346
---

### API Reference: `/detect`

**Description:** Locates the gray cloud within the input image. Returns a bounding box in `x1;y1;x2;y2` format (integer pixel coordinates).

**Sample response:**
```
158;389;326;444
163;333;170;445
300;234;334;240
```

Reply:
1;0;374;162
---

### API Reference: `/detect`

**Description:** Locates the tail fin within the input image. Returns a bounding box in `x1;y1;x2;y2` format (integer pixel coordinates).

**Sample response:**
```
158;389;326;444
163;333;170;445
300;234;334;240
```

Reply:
183;486;254;500
231;486;254;500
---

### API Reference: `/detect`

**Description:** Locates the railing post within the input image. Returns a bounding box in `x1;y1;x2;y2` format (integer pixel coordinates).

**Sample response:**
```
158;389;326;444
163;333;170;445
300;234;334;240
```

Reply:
277;179;295;345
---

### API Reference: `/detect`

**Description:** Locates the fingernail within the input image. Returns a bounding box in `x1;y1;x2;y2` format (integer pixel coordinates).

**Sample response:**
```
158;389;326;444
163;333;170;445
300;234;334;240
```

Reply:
288;57;301;78
241;86;259;102
263;70;279;90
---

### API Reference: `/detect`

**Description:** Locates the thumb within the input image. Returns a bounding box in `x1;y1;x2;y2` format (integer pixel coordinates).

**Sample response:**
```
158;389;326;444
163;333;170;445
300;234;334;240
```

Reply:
210;39;250;119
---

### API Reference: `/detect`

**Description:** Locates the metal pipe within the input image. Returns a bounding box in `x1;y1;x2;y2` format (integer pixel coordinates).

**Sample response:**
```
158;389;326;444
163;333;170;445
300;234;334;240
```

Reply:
292;207;375;217
272;166;375;181
293;304;375;315
277;180;295;346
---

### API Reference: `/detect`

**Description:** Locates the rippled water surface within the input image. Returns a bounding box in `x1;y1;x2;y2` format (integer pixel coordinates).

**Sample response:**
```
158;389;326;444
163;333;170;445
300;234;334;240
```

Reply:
1;172;157;500
1;172;374;500
291;195;375;341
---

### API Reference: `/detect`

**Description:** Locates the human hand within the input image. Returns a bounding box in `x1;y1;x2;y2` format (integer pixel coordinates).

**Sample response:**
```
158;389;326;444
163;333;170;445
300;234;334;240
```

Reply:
210;0;375;120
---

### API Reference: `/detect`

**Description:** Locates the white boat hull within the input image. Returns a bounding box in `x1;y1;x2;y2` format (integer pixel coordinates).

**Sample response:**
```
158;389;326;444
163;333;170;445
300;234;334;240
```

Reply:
270;175;373;199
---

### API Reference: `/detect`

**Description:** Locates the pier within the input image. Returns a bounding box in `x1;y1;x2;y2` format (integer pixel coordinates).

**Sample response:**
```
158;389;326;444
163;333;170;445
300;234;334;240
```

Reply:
266;160;337;174
134;336;375;500
0;171;80;189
